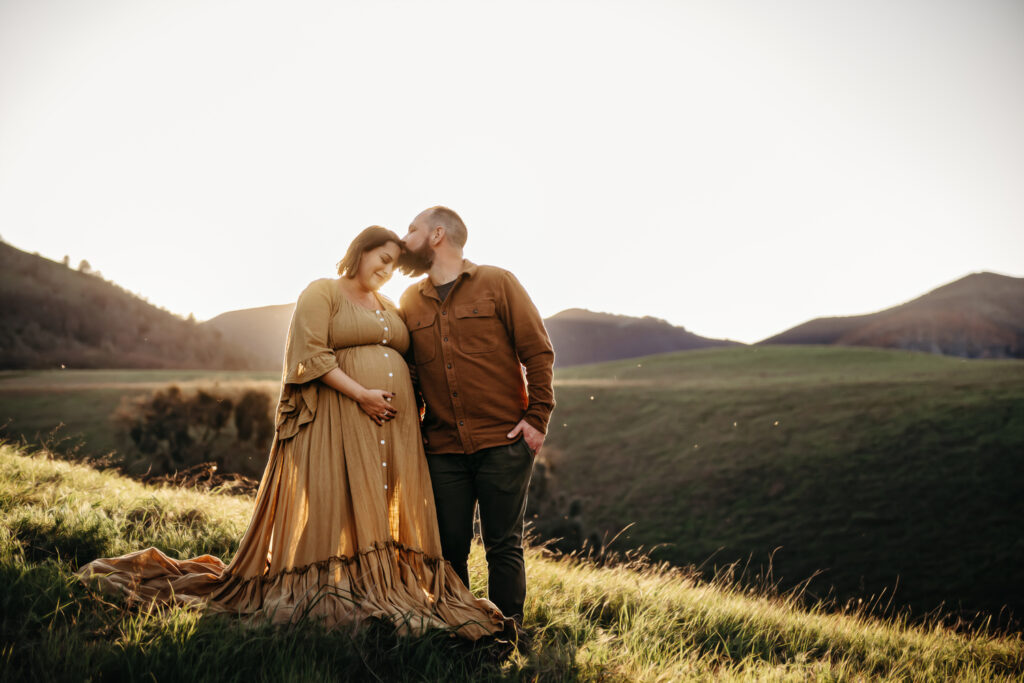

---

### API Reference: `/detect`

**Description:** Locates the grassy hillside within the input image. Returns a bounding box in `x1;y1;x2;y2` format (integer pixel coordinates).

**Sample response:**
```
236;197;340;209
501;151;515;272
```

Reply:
0;242;261;370
2;444;1022;681
543;346;1024;627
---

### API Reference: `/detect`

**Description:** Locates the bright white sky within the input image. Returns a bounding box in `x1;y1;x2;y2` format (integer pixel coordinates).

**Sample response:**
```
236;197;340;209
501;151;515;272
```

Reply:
2;0;1022;343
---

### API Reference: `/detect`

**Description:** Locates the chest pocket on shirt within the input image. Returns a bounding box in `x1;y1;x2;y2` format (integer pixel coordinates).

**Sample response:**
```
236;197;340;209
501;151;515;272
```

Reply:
455;300;499;354
408;312;438;363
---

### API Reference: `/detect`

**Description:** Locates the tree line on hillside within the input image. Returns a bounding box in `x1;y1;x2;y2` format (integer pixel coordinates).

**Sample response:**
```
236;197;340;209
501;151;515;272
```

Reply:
0;241;259;370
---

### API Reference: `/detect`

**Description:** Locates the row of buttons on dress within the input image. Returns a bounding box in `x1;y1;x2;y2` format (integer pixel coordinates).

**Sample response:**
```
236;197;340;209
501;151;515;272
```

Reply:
379;311;395;377
379;308;391;491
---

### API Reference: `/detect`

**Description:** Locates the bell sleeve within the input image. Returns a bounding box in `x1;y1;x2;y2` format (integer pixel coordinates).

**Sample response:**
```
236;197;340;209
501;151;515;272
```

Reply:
275;279;339;440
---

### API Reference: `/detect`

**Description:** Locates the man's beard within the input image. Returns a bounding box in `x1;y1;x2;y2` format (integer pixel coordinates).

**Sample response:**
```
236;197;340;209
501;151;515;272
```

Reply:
397;242;434;277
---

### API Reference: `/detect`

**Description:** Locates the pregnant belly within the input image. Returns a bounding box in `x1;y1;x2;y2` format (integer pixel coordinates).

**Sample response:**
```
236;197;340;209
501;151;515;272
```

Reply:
335;345;411;394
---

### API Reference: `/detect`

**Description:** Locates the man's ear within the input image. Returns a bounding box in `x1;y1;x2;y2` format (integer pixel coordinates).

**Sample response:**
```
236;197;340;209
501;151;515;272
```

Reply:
431;226;446;245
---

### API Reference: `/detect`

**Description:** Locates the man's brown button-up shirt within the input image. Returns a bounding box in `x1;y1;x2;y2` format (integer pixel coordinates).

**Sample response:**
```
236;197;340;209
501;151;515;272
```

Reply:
399;260;555;455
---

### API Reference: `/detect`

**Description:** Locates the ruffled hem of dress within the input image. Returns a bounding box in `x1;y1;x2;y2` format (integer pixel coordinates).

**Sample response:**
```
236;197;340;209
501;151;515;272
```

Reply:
211;540;509;640
76;541;508;641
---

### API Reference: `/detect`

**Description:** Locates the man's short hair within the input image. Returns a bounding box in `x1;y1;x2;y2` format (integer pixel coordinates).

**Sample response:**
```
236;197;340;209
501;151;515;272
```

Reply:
422;206;468;248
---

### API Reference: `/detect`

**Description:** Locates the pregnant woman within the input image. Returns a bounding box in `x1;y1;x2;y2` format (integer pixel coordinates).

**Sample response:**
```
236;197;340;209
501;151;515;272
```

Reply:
77;226;507;640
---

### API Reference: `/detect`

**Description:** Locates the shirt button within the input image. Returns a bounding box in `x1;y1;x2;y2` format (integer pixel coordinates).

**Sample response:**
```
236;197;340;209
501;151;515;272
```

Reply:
442;310;447;315
384;326;388;331
382;462;387;467
384;353;389;357
447;364;452;369
375;310;381;315
380;440;385;445
459;420;464;426
388;372;393;377
384;484;388;490
443;337;448;342
452;391;458;397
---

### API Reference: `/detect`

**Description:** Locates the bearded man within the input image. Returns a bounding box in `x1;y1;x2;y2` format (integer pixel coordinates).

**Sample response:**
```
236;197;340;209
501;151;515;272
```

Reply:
398;205;555;626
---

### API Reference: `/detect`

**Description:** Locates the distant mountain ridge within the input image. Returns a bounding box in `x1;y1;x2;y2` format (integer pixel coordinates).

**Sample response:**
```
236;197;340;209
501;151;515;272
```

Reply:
544;308;740;367
204;271;1024;368
203;304;740;369
204;304;294;372
0;242;260;370
5;241;1020;369
760;272;1024;359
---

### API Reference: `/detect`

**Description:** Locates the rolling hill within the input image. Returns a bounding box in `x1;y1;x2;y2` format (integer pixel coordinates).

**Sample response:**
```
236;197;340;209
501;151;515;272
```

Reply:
542;345;1024;627
0;242;261;370
203;304;294;371
544;308;740;367
760;272;1024;358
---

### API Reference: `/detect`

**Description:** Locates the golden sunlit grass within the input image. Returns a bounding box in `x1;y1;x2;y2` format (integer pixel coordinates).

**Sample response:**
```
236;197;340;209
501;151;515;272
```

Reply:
2;442;1022;681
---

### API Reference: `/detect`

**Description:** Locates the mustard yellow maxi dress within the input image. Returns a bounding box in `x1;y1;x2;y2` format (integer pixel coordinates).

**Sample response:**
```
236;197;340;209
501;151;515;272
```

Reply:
76;278;507;639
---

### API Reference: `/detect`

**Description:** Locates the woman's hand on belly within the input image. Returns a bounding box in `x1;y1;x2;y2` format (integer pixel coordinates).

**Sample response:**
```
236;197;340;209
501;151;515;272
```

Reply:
318;367;397;425
356;388;398;426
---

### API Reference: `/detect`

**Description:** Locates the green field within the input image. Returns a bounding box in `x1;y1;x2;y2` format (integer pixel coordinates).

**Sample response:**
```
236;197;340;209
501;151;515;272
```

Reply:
2;444;1022;681
3;346;1023;631
544;346;1024;628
